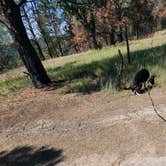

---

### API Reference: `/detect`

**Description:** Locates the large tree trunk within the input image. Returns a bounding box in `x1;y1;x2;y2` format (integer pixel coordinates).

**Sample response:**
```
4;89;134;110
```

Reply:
1;0;51;88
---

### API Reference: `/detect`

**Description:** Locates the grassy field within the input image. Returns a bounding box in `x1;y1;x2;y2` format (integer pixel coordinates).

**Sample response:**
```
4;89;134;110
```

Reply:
0;30;166;96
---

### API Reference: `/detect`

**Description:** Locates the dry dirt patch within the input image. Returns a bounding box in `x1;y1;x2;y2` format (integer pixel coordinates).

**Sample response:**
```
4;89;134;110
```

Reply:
0;88;166;165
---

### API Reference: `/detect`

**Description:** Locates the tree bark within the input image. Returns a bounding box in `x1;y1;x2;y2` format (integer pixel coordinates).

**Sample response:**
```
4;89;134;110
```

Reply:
124;23;131;64
22;6;45;60
46;0;64;56
0;0;51;88
117;49;124;89
31;1;54;58
87;0;99;49
109;28;115;45
89;10;99;49
113;0;123;42
117;28;123;42
136;26;139;39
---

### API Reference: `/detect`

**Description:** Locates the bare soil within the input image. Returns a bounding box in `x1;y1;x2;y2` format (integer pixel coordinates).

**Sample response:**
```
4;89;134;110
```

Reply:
0;88;166;166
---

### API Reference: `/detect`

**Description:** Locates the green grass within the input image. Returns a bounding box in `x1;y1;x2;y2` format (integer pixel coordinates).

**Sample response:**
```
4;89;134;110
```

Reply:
0;76;31;96
0;30;166;95
47;44;166;94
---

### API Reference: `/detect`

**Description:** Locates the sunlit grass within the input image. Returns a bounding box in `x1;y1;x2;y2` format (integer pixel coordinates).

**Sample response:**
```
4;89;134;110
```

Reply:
43;30;166;69
0;76;31;96
0;30;166;95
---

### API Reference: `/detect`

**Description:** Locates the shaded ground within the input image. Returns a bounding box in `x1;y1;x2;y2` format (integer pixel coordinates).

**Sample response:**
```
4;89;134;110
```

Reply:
0;146;64;166
0;87;166;166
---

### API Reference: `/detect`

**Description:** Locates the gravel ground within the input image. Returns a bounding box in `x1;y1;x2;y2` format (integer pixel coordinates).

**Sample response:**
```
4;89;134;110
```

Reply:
0;88;166;166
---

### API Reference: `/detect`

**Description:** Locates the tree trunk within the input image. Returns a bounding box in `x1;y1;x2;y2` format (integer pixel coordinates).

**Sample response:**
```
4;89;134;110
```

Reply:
43;35;54;58
124;23;131;64
22;6;45;60
46;0;64;56
117;28;123;42
90;13;99;49
31;1;54;58
35;40;45;60
109;29;115;45
1;0;51;88
113;0;123;42
136;27;139;39
88;1;99;49
57;41;64;56
117;49;124;89
52;28;64;57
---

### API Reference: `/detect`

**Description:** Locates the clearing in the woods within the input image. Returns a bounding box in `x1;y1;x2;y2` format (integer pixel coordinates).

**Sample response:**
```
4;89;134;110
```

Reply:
0;31;166;165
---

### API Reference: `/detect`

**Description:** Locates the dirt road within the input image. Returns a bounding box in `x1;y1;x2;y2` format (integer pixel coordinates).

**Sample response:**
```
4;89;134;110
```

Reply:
0;88;166;166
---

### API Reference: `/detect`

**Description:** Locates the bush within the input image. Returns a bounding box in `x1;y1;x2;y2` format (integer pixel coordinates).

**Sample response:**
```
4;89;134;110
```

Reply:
0;45;22;73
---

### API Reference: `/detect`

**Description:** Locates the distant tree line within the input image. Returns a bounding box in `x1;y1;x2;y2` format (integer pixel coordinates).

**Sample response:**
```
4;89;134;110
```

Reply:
1;0;165;59
59;0;165;51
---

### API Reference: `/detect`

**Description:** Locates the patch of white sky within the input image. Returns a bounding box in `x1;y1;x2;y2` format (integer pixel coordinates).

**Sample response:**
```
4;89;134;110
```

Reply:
24;3;42;38
21;3;40;39
57;6;67;34
22;2;67;39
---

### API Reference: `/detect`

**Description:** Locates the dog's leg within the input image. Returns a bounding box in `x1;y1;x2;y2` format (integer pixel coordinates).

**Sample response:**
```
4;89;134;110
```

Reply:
138;83;143;90
143;82;146;89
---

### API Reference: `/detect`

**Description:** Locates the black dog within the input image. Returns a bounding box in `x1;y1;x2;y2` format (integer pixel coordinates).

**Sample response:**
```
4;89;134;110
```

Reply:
129;69;155;94
148;75;155;87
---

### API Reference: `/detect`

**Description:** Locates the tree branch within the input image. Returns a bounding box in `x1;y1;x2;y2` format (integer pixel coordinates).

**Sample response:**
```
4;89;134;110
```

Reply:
0;18;12;31
60;0;88;6
17;0;27;7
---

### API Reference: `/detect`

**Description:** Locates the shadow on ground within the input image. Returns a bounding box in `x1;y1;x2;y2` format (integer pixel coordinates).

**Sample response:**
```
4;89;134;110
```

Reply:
48;44;166;94
0;146;64;166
